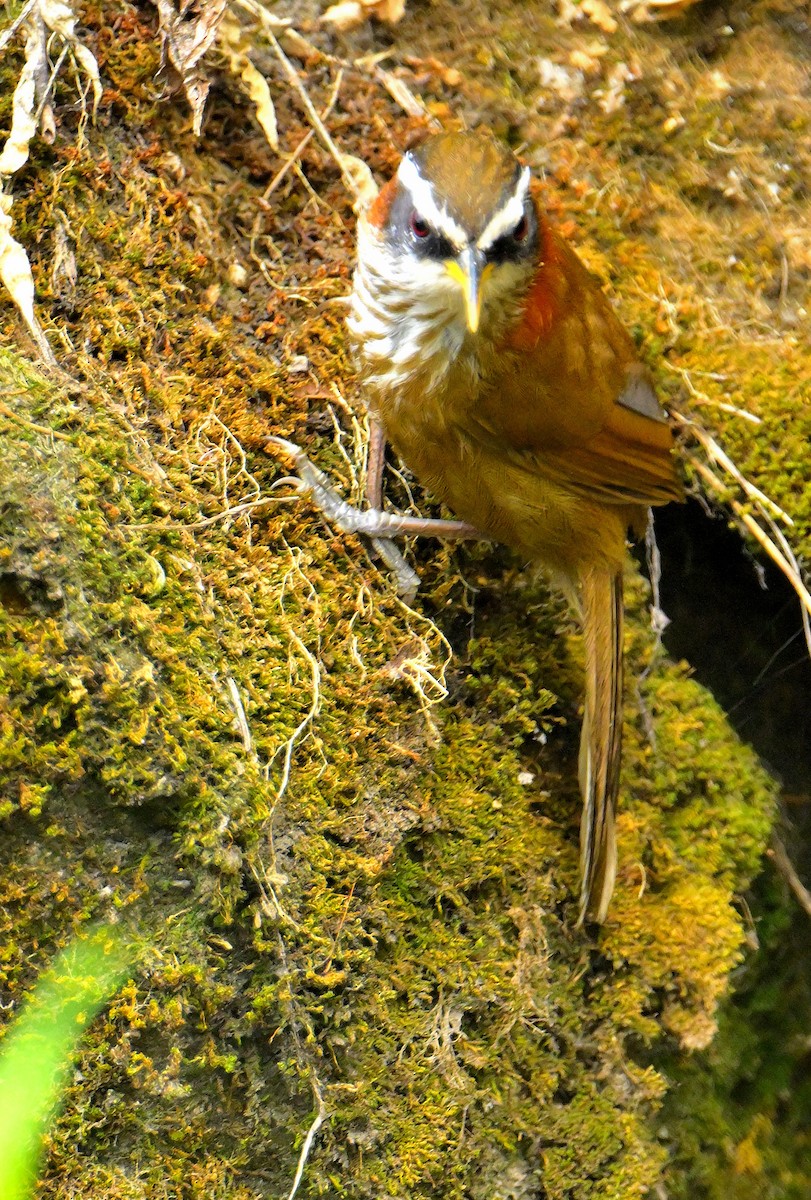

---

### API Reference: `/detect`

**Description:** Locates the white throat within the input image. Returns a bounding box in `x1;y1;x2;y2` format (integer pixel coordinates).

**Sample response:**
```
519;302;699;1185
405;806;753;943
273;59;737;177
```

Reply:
348;219;529;403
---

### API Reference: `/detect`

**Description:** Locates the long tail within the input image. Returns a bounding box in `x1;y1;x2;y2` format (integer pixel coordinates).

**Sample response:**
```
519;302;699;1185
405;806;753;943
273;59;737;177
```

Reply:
576;566;624;925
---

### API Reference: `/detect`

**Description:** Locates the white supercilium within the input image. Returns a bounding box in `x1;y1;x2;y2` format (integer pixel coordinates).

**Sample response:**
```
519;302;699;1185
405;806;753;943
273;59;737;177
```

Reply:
349;218;531;404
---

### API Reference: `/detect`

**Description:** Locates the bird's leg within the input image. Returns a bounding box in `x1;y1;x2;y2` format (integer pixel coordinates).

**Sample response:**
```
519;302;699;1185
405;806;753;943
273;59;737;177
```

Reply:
362;418;421;601
268;434;482;599
365;416;387;510
269;436;480;540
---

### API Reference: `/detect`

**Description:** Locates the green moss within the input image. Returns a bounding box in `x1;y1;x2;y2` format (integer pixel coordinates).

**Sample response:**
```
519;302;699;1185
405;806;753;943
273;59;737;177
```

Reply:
2;338;776;1196
659;871;811;1198
0;0;806;1195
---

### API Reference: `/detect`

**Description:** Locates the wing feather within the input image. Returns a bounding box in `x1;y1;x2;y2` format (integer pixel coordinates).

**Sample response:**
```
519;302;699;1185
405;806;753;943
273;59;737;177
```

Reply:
469;232;682;509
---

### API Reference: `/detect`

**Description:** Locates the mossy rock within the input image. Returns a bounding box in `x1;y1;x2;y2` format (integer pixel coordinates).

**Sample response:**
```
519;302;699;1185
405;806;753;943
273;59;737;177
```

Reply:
0;346;777;1198
1;0;808;1195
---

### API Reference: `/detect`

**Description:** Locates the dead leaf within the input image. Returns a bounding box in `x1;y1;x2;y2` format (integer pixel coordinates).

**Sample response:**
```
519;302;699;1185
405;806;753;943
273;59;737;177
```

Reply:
321;0;405;29
42;0;102;113
367;0;406;20
154;0;229;136
569;46;606;75
581;0;618;33
0;2;105;366
0;194;56;365
321;0;365;30
596;60;639;113
340;154;378;213
538;58;584;103
219;13;278;151
0;20;41;176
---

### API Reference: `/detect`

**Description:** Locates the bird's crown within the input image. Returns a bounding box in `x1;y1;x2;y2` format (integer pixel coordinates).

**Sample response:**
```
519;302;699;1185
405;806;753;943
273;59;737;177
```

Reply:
383;131;536;260
363;132;539;335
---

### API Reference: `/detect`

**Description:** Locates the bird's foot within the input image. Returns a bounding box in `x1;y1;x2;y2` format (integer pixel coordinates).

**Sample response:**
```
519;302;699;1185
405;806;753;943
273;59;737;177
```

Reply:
367;535;421;604
267;437;480;602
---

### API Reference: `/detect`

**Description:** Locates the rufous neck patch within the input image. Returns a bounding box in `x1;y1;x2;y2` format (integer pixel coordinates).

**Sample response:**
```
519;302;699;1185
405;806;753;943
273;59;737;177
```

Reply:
502;219;562;352
367;177;398;230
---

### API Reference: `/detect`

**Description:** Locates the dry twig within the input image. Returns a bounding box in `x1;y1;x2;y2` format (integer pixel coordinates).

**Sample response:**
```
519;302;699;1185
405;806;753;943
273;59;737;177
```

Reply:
0;397;71;440
261;68;344;202
286;1072;328;1200
673;407;811;661
245;11;377;210
770;837;811;922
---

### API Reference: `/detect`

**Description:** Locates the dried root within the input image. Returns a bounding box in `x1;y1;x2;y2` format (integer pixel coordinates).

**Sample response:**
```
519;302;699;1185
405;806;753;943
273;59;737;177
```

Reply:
0;0;102;366
672;407;811;662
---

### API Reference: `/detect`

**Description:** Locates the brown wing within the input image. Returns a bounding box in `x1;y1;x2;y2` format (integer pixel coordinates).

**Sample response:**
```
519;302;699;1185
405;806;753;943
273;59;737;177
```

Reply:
527;367;683;507
470;231;682;508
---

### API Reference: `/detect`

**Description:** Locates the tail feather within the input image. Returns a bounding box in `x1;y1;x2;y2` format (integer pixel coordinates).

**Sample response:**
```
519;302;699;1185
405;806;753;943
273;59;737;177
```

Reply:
576;567;624;925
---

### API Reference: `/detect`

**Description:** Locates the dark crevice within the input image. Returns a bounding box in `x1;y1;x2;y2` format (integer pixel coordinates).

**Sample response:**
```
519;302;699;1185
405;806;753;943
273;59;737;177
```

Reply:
649;499;811;798
647;500;811;1190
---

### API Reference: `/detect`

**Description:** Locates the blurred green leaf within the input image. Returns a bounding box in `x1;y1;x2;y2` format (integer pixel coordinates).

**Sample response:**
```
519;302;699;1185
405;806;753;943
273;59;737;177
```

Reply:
0;928;130;1200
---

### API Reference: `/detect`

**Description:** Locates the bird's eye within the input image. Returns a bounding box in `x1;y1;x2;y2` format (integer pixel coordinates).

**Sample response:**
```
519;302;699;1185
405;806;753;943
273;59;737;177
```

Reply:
512;214;529;242
410;213;430;239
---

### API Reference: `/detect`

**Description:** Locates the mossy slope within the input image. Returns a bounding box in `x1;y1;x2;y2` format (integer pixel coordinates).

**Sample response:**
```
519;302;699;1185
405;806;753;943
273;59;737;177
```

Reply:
0;0;804;1195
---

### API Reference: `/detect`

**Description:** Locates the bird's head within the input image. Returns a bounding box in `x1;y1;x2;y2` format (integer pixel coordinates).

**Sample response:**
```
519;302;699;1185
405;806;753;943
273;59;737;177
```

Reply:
367;132;540;337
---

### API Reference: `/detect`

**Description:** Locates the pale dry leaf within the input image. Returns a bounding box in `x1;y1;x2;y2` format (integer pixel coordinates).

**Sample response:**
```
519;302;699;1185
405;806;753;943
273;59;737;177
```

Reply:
155;0;228;135
0;0;101;367
569;49;596;73
71;41;103;114
706;68;733;98
0;195;56;365
580;0;618;33
321;1;365;30
340;154;378;212
596;59;638;113
0;21;41;176
39;0;102;115
722;168;747;203
556;0;580;26
365;0;406;20
219;14;278;150
784;229;811;273
237;57;278;148
321;0;405;27
538;57;584;103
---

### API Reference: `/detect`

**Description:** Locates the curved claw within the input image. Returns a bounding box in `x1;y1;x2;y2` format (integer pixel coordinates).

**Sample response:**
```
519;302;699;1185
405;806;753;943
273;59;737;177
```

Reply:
265;434;482;600
266;435;307;463
267;436;382;535
266;437;422;598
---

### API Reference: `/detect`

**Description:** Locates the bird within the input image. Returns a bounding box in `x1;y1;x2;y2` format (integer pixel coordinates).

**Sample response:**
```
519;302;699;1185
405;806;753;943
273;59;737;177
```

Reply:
285;130;682;923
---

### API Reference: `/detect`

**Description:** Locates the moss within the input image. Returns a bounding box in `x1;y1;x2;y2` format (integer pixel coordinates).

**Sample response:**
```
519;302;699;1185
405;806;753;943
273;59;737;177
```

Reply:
3;337;776;1196
658;870;811;1198
0;0;806;1195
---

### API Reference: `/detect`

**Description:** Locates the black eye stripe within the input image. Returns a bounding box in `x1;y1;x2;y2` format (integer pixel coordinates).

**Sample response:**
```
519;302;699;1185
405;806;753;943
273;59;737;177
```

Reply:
418;232;457;259
409;213;458;258
483;209;536;261
386;180;534;263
